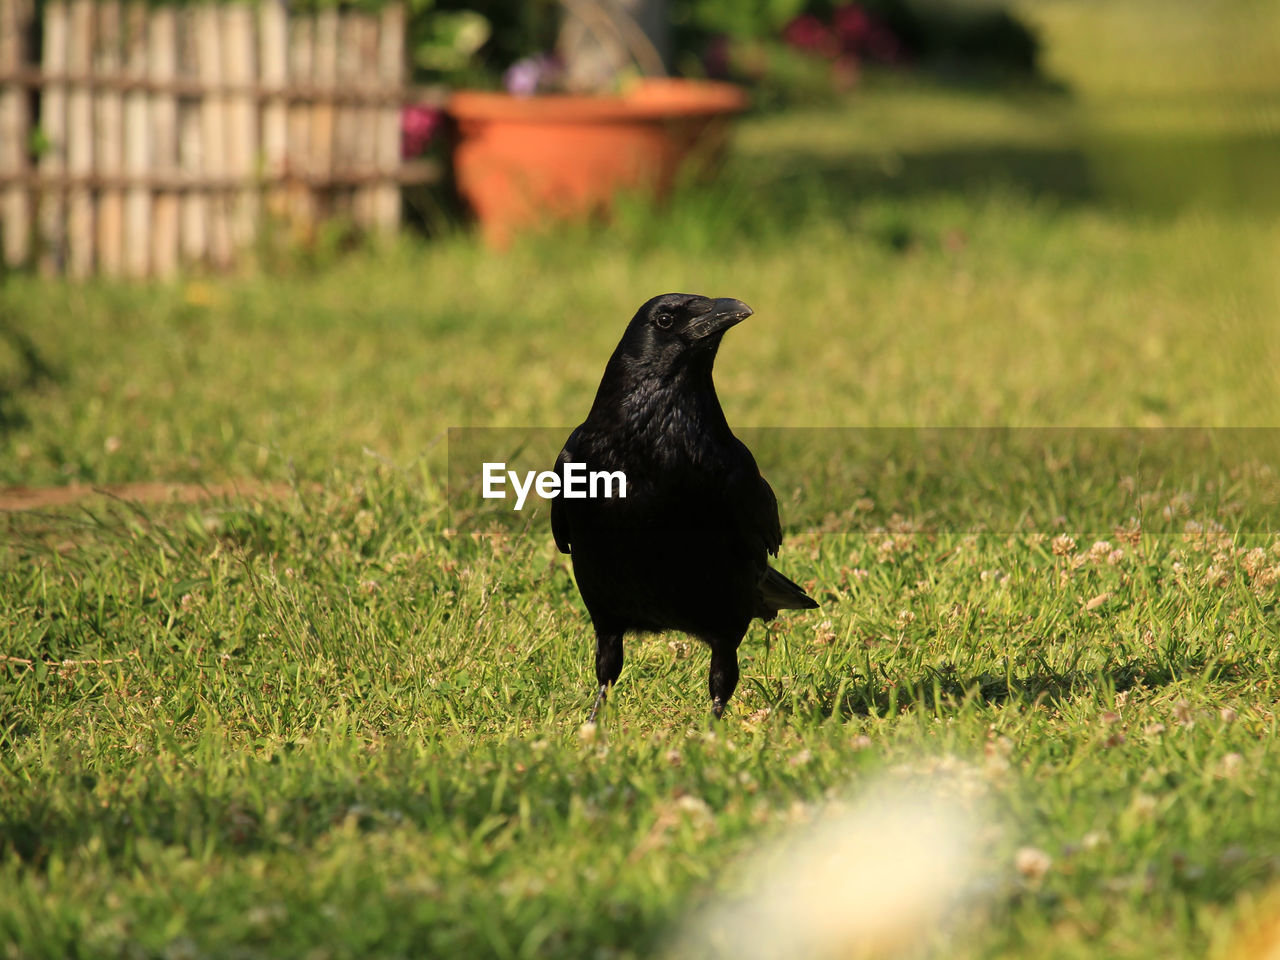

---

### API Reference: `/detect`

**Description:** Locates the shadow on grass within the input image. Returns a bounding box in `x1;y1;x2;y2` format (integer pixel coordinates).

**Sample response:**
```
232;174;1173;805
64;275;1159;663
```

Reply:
750;134;1280;226
745;144;1094;215
770;652;1254;720
705;100;1280;243
0;320;59;438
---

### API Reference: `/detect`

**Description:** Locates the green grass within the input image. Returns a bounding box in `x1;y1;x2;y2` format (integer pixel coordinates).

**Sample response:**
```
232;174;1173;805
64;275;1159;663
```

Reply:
4;5;1280;957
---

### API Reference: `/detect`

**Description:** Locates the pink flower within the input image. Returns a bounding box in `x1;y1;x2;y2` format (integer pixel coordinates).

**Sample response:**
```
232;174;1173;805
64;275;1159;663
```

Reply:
865;22;904;63
833;4;873;52
831;55;860;91
783;14;839;59
703;35;731;78
832;4;904;63
401;105;443;158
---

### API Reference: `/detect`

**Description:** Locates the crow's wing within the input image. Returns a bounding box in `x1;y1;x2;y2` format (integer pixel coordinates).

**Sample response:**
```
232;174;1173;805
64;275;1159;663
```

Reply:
726;436;783;559
550;425;582;554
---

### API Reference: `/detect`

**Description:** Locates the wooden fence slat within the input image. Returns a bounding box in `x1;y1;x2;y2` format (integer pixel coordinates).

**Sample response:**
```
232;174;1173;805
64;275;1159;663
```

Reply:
259;0;287;222
1;0;34;267
373;3;404;234
178;8;204;264
342;13;358;225
311;8;336;223
37;0;67;274
286;12;313;236
196;3;229;267
314;7;340;221
222;2;255;255
149;5;177;276
66;0;94;278
93;0;122;275
123;0;148;277
333;12;359;221
352;13;378;229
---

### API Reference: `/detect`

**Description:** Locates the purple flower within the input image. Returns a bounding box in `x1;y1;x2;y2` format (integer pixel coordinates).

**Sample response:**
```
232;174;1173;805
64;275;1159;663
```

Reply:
503;54;563;97
402;105;443;158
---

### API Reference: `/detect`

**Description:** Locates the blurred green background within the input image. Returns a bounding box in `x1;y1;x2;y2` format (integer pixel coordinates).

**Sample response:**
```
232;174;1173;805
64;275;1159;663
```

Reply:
3;2;1280;959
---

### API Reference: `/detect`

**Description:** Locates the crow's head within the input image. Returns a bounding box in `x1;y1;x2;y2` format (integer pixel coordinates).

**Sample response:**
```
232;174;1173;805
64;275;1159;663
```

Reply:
616;293;753;372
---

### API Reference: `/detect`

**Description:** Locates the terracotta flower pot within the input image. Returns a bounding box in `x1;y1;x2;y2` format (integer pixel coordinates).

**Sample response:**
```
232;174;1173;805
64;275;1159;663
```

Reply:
448;78;749;246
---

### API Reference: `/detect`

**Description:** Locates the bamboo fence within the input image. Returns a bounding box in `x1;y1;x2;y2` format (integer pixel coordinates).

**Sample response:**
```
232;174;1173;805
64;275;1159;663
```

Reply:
0;0;435;278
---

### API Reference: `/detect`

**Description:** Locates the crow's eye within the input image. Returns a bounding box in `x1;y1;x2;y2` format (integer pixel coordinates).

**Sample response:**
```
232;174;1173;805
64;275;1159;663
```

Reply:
655;313;675;330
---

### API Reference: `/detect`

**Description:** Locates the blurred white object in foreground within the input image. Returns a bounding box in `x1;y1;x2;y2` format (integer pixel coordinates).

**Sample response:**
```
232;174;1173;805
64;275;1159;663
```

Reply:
674;786;979;960
1226;882;1280;960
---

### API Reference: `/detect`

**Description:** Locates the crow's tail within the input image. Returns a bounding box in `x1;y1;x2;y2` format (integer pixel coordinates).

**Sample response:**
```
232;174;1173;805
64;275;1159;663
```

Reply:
756;565;819;620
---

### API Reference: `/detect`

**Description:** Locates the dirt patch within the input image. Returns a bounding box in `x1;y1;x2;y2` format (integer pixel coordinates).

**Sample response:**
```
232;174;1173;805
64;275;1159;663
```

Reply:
0;480;293;512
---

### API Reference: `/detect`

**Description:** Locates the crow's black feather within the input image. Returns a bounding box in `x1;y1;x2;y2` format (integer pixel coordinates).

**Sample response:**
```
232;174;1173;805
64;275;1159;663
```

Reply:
552;293;818;719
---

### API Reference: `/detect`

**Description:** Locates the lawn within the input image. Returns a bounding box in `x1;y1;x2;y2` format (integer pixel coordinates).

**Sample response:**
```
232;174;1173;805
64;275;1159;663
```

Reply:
3;3;1280;957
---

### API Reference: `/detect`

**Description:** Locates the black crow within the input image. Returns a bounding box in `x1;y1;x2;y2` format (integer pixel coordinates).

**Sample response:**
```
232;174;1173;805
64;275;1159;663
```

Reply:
551;293;818;720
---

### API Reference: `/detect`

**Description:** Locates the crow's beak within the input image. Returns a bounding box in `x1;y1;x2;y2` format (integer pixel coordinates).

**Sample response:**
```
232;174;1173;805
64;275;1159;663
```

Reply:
688;298;754;340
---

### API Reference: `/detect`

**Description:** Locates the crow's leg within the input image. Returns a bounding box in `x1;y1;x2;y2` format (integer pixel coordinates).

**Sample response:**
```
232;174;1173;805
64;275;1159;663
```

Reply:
588;626;624;723
588;685;608;724
708;644;741;720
